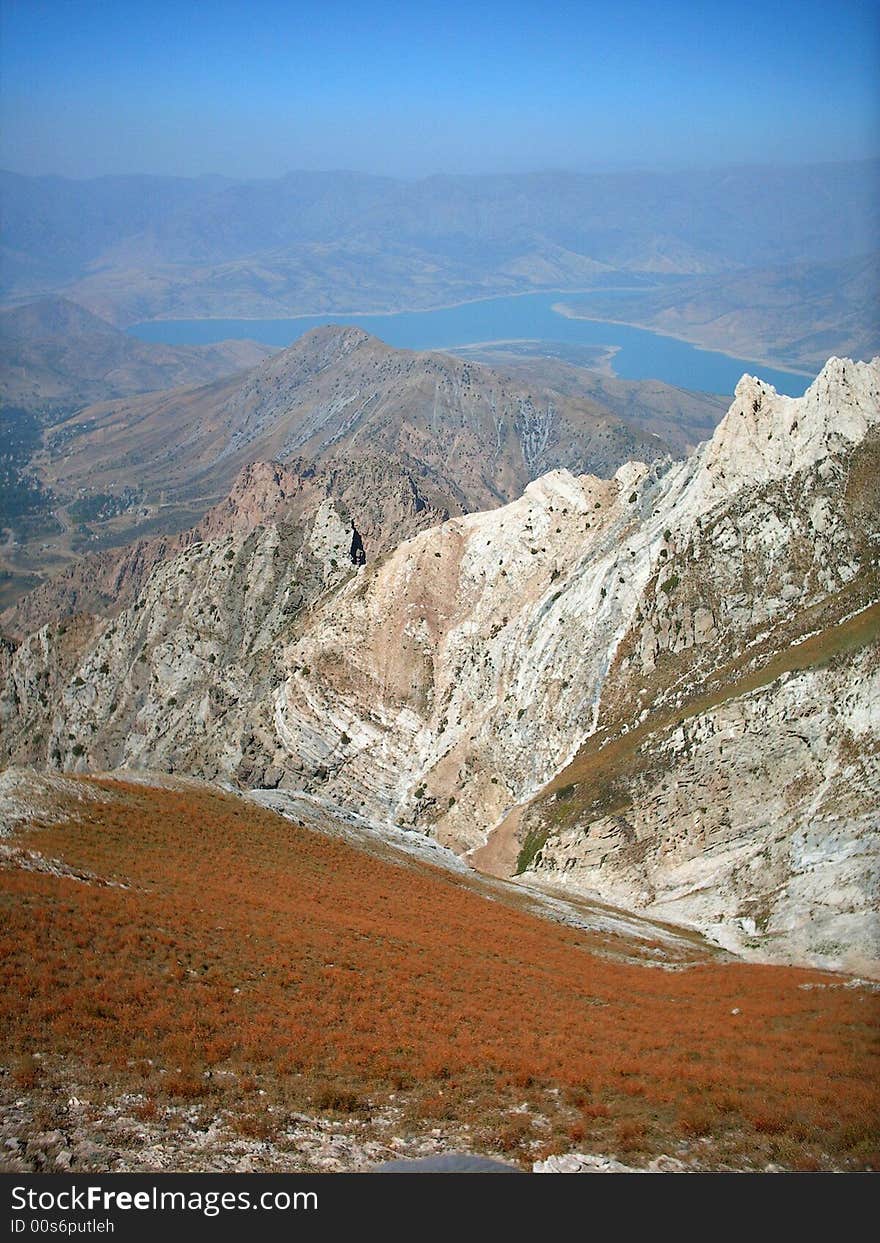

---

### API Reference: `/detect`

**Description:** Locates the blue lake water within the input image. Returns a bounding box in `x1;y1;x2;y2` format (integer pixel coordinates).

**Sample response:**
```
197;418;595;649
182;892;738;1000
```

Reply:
128;292;814;398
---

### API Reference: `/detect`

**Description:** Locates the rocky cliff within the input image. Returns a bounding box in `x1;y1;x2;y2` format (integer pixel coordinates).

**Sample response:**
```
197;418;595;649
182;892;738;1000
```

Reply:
1;453;449;637
4;326;677;617
1;357;877;970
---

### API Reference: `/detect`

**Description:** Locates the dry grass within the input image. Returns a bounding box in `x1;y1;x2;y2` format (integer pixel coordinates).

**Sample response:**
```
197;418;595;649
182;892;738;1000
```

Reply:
1;777;877;1169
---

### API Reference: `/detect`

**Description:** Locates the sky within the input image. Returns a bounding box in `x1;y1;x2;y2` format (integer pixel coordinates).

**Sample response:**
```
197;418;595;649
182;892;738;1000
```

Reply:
1;0;878;179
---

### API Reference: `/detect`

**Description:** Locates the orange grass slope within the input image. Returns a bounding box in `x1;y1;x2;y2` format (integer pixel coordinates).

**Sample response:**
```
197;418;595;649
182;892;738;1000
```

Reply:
1;776;877;1170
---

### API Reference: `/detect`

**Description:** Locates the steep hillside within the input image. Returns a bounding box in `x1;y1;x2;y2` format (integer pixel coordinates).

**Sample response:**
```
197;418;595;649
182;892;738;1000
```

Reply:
41;325;666;515
1;772;876;1172
0;297;275;415
492;611;878;964
1;357;877;971
453;346;728;455
1;455;450;637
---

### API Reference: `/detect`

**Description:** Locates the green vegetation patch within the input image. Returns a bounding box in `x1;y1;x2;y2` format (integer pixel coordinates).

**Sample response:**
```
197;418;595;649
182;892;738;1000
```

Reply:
515;825;549;876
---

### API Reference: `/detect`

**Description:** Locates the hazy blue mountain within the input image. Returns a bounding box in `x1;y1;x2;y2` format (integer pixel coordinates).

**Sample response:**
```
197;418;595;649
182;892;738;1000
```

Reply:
2;163;877;326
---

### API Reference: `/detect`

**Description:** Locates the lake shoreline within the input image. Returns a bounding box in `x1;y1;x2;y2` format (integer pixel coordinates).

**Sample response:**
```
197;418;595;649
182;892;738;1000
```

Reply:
127;284;818;383
551;300;817;381
124;283;665;326
128;290;815;398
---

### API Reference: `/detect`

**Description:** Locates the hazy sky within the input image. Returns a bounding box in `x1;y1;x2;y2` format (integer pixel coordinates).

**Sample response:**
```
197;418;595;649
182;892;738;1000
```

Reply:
1;0;878;179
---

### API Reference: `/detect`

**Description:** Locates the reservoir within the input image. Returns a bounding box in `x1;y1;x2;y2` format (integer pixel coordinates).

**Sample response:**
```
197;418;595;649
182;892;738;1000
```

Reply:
128;291;814;397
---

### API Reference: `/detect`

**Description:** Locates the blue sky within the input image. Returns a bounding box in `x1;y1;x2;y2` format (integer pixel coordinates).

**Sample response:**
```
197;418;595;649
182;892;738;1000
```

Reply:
1;0;878;178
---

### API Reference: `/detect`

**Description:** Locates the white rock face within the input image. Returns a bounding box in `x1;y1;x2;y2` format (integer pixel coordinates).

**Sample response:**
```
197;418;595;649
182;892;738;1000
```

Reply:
1;356;878;969
528;647;880;974
533;1151;685;1173
696;359;879;502
272;463;659;848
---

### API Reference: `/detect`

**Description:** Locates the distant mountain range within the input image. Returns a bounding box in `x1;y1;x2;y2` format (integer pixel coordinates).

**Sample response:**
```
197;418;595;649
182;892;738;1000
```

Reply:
2;163;877;339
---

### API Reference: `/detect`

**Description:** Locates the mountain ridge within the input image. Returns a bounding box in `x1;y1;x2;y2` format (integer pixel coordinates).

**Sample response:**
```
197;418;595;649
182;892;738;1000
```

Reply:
1;354;877;971
1;322;723;619
3;163;877;334
37;323;673;527
0;453;451;638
